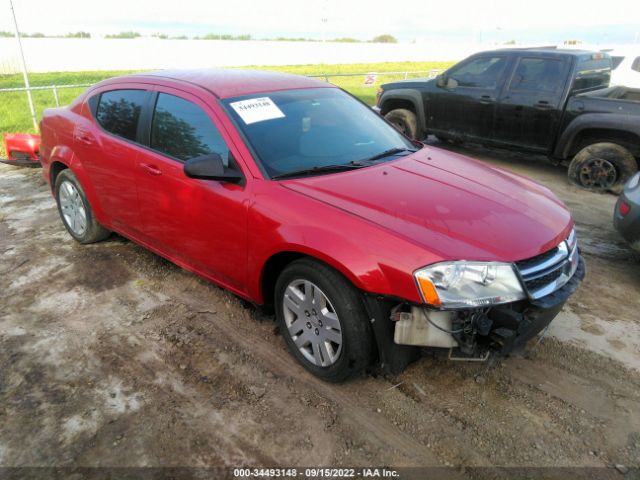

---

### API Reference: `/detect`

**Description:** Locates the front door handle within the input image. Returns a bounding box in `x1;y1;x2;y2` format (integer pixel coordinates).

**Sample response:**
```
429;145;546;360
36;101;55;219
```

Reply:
480;95;495;104
140;163;162;176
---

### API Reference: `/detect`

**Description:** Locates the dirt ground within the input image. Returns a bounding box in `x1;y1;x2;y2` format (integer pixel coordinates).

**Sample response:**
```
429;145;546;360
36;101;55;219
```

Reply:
1;139;639;477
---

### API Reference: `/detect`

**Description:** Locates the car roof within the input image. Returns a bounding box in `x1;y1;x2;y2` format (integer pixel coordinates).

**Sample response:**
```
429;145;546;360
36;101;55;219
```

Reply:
489;48;608;59
108;68;333;99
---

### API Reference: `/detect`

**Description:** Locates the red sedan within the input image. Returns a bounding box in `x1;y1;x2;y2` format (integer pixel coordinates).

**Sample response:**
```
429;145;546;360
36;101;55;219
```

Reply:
39;69;584;382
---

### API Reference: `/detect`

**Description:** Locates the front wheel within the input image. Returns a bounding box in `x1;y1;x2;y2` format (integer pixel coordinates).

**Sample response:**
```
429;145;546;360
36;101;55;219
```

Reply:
568;142;638;194
384;108;419;140
275;259;375;382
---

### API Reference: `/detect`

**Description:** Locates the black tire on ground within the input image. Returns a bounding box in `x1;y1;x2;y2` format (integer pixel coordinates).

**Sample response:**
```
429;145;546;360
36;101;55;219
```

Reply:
435;134;463;145
54;169;111;244
384;108;419;140
568;142;638;194
274;258;375;383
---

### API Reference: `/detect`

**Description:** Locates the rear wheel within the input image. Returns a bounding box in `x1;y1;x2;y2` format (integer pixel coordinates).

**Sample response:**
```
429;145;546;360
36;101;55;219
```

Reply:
275;258;374;383
568;142;637;194
55;169;110;244
435;134;463;145
384;108;419;140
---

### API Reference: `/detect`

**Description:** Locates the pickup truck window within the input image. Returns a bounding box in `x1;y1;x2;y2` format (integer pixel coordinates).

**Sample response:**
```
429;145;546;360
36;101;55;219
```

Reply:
96;89;146;142
573;58;611;91
448;56;508;89
509;58;567;93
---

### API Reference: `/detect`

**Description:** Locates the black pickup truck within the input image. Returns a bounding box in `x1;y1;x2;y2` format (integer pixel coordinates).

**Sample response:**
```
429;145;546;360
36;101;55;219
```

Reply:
375;48;640;193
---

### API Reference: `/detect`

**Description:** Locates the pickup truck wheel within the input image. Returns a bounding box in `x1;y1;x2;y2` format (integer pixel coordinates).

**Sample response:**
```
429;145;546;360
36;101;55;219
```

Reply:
385;108;419;140
55;169;110;244
275;258;374;383
435;134;463;145
568;143;638;194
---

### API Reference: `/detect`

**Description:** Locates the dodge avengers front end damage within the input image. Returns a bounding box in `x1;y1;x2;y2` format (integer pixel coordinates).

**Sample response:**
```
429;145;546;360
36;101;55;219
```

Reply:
374;229;584;370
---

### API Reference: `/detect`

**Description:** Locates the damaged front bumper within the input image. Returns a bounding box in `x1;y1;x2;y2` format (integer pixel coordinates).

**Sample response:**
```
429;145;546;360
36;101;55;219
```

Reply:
393;254;585;358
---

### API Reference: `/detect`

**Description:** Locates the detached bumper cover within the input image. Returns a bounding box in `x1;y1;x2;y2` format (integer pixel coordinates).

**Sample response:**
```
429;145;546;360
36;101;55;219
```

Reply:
0;157;41;167
2;133;41;167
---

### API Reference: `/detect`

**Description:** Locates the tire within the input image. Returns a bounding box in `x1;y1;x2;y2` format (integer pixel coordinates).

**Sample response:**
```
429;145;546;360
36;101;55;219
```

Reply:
54;169;110;244
384;108;419;140
274;258;375;383
435;134;463;145
568;142;638;194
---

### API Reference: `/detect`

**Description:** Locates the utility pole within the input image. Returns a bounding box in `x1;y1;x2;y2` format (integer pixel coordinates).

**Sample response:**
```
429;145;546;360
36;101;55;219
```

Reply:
9;0;38;132
321;0;328;43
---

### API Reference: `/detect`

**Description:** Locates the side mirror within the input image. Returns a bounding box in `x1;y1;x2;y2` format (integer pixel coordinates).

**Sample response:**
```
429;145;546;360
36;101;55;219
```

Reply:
446;77;459;89
435;74;446;88
183;153;243;184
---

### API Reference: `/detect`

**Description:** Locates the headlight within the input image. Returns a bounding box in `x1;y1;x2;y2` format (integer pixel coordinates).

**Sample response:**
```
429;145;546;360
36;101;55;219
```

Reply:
414;261;526;309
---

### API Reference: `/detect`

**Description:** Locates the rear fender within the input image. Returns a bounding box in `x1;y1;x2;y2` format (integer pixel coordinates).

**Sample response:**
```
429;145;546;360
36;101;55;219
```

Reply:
48;145;108;224
555;114;640;158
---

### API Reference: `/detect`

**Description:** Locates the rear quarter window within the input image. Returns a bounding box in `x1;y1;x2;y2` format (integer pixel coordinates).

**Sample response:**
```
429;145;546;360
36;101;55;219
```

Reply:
573;57;612;91
95;89;147;141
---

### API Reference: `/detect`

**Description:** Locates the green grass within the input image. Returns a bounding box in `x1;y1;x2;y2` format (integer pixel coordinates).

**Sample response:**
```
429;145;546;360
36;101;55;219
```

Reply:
0;61;454;158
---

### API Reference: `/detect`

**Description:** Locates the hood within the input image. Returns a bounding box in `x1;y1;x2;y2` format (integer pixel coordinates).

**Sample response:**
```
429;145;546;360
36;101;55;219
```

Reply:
281;147;572;262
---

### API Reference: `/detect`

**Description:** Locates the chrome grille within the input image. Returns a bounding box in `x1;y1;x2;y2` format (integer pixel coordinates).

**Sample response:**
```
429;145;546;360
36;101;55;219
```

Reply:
515;230;579;299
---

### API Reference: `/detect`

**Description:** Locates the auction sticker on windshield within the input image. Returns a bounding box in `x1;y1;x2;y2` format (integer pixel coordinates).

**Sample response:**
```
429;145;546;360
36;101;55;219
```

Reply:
229;97;285;124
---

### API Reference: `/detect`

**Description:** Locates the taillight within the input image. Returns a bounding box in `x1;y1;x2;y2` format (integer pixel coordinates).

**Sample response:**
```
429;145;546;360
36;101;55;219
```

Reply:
619;200;631;216
376;87;384;106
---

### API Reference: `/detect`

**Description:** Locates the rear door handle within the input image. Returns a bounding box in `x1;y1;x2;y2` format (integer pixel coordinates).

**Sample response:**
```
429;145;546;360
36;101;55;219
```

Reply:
140;163;162;176
535;100;554;110
75;131;95;146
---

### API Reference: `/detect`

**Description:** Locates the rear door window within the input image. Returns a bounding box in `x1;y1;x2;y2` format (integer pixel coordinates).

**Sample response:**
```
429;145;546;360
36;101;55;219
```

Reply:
150;93;230;164
95;89;146;141
508;57;569;93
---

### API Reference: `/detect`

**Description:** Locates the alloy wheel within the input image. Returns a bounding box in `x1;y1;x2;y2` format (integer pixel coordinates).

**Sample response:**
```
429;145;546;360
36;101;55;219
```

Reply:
282;279;343;367
579;157;618;190
59;180;87;236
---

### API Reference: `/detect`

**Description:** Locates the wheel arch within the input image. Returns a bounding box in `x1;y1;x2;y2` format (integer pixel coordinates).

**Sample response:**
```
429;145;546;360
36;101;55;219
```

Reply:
379;89;426;134
555;116;640;160
48;147;109;225
258;248;374;310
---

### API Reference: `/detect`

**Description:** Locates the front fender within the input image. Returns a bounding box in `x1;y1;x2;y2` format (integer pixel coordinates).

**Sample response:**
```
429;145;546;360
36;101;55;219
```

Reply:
245;185;427;305
249;228;395;304
380;89;426;131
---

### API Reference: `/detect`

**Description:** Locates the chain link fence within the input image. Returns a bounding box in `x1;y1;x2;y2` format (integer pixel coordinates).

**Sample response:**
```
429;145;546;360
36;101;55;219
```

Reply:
0;70;443;156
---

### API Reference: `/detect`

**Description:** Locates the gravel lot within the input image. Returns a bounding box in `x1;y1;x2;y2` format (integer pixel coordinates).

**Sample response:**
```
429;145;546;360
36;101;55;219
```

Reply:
1;139;639;476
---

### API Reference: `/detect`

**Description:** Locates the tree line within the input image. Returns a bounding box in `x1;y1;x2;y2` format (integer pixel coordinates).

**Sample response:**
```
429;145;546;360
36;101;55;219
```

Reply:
0;31;398;43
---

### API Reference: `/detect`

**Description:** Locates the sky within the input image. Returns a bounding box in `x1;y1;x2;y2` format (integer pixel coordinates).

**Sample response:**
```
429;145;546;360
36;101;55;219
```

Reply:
2;0;640;44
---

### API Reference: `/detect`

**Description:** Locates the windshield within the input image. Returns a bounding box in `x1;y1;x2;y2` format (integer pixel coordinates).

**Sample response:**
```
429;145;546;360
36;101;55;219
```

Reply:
222;88;416;178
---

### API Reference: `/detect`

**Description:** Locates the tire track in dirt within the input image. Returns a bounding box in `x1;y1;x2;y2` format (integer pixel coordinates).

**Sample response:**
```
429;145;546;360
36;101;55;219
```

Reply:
161;289;451;470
